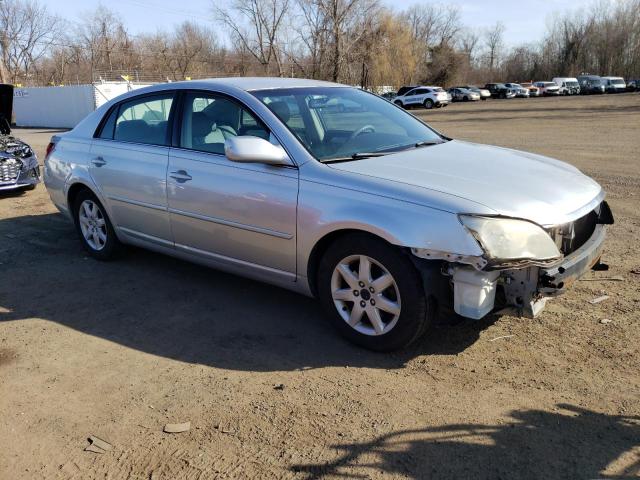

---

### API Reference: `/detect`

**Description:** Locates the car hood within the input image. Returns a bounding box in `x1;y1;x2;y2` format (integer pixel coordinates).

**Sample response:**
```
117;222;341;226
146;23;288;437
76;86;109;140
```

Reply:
328;140;603;226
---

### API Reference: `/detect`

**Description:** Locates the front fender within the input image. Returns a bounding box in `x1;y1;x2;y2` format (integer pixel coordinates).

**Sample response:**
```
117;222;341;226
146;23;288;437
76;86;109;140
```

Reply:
297;178;484;278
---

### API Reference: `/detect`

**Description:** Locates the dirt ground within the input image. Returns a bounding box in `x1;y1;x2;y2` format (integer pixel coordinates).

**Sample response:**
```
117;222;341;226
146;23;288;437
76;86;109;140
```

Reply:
1;93;639;479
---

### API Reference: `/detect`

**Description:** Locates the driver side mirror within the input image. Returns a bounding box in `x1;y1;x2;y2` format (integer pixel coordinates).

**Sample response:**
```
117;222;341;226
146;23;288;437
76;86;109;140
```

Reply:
224;136;292;166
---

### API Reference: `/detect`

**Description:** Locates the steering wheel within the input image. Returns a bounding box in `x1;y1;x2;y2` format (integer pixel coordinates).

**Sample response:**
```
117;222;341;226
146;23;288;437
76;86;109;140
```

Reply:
348;124;376;142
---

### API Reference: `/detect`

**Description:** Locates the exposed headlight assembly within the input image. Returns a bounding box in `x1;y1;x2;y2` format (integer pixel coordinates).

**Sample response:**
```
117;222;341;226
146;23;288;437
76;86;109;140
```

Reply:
459;215;561;266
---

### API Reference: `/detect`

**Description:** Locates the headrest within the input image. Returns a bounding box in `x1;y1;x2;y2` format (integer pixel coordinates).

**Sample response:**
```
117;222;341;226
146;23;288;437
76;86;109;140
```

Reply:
268;101;290;123
191;112;212;137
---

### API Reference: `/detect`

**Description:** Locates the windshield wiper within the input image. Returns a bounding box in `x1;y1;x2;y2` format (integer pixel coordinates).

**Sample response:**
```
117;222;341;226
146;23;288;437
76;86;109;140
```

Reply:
321;151;389;163
414;140;443;148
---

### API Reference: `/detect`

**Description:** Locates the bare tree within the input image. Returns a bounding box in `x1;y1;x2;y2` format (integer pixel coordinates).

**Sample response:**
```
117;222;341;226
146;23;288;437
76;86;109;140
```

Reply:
0;0;64;84
214;0;290;76
77;6;132;81
483;21;505;72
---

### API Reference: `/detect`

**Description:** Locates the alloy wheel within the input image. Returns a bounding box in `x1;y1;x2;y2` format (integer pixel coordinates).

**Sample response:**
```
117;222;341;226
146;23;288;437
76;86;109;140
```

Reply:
330;254;401;336
78;199;107;251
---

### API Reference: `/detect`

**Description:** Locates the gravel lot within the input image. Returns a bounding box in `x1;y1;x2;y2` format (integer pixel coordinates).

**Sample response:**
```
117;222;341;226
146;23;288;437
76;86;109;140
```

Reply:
1;93;639;479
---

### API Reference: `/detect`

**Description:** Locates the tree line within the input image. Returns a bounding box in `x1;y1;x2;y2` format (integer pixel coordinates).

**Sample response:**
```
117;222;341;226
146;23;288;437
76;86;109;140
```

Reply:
1;0;638;89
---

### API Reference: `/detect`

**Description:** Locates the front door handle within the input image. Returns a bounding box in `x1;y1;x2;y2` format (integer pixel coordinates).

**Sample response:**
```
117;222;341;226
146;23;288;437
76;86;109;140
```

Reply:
169;170;192;183
91;156;107;167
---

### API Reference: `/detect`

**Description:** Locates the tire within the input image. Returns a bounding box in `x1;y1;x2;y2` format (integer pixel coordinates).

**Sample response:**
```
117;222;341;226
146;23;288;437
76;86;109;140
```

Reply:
424;98;434;109
394;100;404;108
72;189;122;261
317;233;431;351
463;96;469;102
21;184;36;191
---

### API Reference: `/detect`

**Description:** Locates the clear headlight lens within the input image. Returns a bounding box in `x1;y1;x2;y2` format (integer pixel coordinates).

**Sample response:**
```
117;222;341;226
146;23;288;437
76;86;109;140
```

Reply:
459;215;561;262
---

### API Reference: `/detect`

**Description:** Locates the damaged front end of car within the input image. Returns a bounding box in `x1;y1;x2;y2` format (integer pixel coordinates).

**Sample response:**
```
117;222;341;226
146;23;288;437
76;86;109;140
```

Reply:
412;201;614;321
0;136;40;191
0;83;40;192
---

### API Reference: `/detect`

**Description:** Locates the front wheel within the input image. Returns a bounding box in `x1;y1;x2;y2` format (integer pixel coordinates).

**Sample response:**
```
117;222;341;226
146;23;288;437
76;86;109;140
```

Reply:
73;189;122;260
317;234;431;351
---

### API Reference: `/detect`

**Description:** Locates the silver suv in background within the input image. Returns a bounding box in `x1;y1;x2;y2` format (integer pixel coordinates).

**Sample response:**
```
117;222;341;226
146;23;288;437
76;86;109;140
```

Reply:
44;78;613;351
392;86;449;109
534;81;561;96
504;83;530;98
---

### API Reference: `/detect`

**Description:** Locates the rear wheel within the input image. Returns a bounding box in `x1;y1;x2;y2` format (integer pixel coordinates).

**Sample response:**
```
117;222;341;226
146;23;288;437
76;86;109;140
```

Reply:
317;234;431;351
72;189;121;260
424;98;434;109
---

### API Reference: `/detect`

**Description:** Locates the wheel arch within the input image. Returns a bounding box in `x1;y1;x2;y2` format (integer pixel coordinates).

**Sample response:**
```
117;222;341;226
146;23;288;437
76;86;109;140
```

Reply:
306;228;400;297
67;181;94;212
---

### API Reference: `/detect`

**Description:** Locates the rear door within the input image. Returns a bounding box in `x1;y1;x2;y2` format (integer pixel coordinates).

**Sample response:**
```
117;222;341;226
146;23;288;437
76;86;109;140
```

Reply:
90;92;176;246
167;91;298;277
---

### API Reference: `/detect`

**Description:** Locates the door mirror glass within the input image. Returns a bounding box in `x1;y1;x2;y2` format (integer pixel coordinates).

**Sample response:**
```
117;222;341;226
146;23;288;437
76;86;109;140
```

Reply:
224;136;291;166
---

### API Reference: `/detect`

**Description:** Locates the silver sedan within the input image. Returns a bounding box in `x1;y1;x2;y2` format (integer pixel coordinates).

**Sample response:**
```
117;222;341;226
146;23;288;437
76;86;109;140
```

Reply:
44;78;613;351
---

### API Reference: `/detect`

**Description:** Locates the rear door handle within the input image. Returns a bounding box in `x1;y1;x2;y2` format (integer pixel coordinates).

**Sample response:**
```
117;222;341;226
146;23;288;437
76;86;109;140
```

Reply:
169;170;192;183
91;156;107;167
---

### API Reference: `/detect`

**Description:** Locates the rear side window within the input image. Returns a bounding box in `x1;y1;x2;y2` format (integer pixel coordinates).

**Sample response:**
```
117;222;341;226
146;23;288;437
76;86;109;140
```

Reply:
98;108;118;139
113;94;174;146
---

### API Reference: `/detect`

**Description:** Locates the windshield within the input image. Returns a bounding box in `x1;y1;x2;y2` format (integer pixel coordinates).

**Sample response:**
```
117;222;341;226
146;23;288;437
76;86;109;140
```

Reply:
252;87;444;162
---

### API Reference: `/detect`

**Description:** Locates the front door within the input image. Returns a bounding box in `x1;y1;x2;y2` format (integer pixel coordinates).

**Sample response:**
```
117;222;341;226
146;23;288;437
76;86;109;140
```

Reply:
90;92;176;246
167;91;298;277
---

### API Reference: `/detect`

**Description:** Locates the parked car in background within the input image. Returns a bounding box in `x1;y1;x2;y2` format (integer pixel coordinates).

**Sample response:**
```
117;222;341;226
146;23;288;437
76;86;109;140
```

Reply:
0;84;40;193
577;75;606;94
519;82;541;97
600;76;626;93
627;79;640;92
484;83;515;99
392;86;449;109
396;85;420;97
379;91;397;101
447;87;480;102
43;77;614;351
504;83;530;98
552;77;581;95
456;85;491;100
533;82;561;96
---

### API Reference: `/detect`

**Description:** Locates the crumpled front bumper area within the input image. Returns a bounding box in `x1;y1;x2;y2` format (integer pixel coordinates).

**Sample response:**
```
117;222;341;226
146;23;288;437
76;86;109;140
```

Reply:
449;201;614;320
0;155;40;191
539;224;607;295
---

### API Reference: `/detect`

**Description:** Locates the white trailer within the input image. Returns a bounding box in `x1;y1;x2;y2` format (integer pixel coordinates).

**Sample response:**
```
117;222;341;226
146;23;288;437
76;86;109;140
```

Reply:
13;81;154;129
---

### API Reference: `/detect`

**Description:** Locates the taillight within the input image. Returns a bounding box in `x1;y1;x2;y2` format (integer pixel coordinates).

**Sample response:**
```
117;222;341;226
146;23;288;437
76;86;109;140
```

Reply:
45;141;56;160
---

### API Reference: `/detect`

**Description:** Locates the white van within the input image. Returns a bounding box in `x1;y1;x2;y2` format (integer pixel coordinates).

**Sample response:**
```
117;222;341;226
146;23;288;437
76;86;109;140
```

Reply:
552;77;580;95
600;76;626;93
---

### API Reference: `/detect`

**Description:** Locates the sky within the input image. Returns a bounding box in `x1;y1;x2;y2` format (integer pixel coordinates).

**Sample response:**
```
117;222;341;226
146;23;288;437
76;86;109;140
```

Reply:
43;0;594;47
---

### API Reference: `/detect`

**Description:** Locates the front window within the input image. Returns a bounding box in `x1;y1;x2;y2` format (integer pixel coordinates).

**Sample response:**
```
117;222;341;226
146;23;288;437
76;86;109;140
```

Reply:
180;92;269;155
252;87;444;162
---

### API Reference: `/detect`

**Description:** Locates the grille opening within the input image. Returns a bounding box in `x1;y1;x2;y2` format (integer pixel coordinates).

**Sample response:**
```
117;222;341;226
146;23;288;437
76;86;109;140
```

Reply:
0;157;22;184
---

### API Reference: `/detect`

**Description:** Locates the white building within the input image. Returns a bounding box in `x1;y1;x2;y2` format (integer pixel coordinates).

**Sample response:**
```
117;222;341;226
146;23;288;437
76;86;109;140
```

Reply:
13;81;155;129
